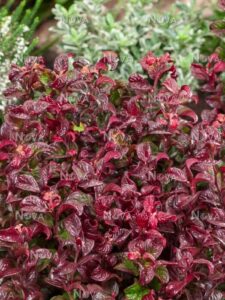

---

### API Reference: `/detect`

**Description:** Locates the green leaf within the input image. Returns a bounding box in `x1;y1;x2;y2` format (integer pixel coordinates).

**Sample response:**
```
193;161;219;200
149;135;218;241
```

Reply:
40;74;49;85
110;89;121;107
24;17;40;40
115;259;139;275
58;229;71;240
73;122;85;132
37;258;51;272
155;265;169;283
106;13;115;27
50;296;67;300
124;282;149;300
5;0;14;10
23;37;39;59
206;248;213;260
11;0;26;23
124;259;139;274
28;0;43;25
149;277;161;291
72;290;80;299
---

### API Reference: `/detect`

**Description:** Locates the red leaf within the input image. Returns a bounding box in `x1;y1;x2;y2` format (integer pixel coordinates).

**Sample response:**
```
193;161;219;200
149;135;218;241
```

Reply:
0;227;24;243
126;96;141;116
57;191;92;217
157;212;177;223
82;238;95;256
136;142;151;163
91;266;117;282
103;150;121;163
214;61;225;73
140;266;155;285
96;75;115;88
185;158;199;179
54;54;68;74
191;64;208;81
140;52;173;80
0;152;9;161
193;258;214;274
0;259;20;278
102;51;119;70
15;174;40;193
67;80;88;92
0;140;16;150
20;195;48;213
167;167;187;183
29;222;52;240
64;212;81;237
129;74;152;91
177;106;198;123
155;152;170;164
191;173;212;192
162;78;179;94
166;274;194;297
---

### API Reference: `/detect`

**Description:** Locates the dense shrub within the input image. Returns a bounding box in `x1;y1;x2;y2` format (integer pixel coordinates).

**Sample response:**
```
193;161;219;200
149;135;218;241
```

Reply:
0;52;225;299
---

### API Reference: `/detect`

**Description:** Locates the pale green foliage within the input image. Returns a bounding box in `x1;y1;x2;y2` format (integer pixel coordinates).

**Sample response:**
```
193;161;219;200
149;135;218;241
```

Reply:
0;0;42;109
52;0;209;86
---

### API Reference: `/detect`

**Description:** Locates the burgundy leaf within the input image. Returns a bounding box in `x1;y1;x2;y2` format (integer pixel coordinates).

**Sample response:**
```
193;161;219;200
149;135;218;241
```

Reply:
64;212;82;237
129;74;152;91
103;150;122;163
167;167;187;183
20;195;48;213
193;259;214;274
0;227;24;243
140;266;155;285
166;274;194;297
57;191;92;217
140;51;174;80
0;140;16;149
15;174;40;193
54;54;68;74
0;259;20;278
136;142;151;163
91;266;118;282
162;77;179;94
191;64;208;81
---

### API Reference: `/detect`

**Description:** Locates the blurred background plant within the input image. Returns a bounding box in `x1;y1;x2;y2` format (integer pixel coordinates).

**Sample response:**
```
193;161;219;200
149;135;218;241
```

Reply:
52;0;212;87
0;0;74;119
0;0;43;116
208;0;225;59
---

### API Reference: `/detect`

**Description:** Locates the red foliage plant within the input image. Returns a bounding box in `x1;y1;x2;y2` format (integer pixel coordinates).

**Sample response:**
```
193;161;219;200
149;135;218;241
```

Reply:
0;50;225;300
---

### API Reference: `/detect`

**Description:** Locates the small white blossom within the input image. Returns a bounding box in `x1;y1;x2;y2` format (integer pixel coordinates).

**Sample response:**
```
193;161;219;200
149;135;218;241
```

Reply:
0;16;29;110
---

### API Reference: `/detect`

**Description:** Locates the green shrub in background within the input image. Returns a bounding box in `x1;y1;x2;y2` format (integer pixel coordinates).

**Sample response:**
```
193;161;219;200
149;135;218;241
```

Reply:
0;0;42;111
208;0;225;59
52;0;210;87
